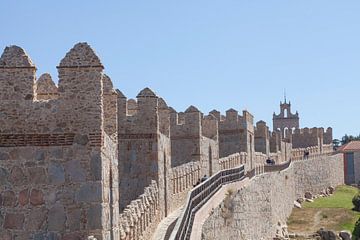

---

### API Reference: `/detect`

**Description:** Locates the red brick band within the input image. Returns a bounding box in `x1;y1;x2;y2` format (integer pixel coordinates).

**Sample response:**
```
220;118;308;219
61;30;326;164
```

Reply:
0;133;75;147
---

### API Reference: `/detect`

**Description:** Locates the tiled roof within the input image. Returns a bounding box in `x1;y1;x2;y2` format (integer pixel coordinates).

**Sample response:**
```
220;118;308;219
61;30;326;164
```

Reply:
339;141;360;152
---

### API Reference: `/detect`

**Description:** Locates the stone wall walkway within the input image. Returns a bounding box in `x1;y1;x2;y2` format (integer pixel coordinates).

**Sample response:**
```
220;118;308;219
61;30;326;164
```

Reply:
152;206;184;240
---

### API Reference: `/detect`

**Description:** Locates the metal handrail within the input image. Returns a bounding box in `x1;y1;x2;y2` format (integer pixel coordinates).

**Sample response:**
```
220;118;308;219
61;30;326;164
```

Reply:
169;165;245;240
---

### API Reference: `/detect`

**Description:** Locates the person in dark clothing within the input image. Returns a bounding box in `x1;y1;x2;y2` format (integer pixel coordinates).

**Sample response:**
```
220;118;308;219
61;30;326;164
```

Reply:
200;175;208;182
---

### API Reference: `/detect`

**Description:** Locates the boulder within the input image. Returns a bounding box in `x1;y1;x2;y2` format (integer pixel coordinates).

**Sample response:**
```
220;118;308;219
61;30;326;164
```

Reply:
305;191;313;199
328;186;335;194
339;230;351;240
317;228;338;240
297;198;305;203
306;198;314;203
294;201;302;209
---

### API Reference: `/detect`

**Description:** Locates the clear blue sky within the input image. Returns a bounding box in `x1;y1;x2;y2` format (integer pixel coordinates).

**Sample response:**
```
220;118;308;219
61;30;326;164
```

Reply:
1;1;359;139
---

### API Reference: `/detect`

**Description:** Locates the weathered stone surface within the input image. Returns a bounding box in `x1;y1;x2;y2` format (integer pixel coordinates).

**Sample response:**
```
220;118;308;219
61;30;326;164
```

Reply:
50;149;63;159
28;167;46;184
87;204;102;229
30;189;44;206
48;162;65;185
63;233;83;240
317;229;337;240
305;191;313;199
294;201;301;209
18;189;29;206
1;190;16;207
0;230;12;240
339;230;351;240
0;167;9;185
3;213;24;229
0;151;9;160
67;208;81;231
9;166;25;185
48;204;66;231
35;150;45;161
75;183;102;203
73;134;89;145
90;153;102;181
64;160;86;182
25;207;47;230
33;232;59;240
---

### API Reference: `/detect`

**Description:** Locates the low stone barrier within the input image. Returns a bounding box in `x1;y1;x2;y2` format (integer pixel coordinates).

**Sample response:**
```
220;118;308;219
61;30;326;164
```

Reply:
119;181;160;240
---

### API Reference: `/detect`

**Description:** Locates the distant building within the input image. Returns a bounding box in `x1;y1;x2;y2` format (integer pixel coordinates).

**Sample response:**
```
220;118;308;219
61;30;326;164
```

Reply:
273;99;300;138
339;141;360;184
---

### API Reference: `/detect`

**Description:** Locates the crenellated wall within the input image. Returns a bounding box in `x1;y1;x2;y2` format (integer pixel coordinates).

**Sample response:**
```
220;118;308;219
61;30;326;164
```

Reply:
211;109;255;166
117;88;171;219
0;42;337;240
0;43;120;240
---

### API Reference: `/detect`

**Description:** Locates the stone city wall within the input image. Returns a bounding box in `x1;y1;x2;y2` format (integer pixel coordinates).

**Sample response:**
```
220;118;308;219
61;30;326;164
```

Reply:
201;153;344;240
0;43;119;240
201;163;295;240
293;153;344;198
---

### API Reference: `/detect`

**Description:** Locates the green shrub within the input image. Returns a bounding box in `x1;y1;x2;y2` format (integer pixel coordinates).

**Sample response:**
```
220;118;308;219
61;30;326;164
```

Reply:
353;218;360;238
352;193;360;211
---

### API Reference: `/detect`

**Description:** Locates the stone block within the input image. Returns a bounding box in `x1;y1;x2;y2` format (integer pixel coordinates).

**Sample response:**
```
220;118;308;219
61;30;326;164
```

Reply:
33;232;59;240
87;204;102;230
64;160;86;182
1;190;16;207
48;162;65;185
3;213;24;229
9;166;25;186
25;207;47;230
48;204;66;231
0;167;9;186
18;189;29;206
67;208;81;231
90;153;102;181
0;230;12;240
18;148;34;160
30;189;44;206
62;233;83;240
50;148;63;159
74;134;89;145
0;152;9;160
35;150;46;161
28;167;46;184
75;182;102;203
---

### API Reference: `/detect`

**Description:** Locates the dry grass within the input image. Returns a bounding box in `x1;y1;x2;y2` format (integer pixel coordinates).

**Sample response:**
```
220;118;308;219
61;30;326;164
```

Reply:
288;208;357;233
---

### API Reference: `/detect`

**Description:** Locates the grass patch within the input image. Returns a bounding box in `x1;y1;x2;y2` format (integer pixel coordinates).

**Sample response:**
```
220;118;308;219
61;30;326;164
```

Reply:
288;185;360;234
302;185;359;209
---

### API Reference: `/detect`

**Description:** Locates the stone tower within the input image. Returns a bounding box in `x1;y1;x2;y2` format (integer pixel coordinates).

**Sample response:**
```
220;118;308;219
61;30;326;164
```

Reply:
273;99;299;138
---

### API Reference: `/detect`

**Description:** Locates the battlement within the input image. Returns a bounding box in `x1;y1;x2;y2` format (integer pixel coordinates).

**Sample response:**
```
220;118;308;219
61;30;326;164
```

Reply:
0;43;120;239
291;127;333;148
0;43;110;135
35;73;59;100
254;120;270;155
170;106;219;170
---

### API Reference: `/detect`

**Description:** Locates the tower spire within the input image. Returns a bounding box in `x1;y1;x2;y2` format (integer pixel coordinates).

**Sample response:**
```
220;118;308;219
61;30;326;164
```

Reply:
284;89;287;104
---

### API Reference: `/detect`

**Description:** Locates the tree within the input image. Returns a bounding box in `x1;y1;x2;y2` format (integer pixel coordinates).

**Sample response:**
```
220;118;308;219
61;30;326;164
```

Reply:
332;139;340;148
341;133;360;145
